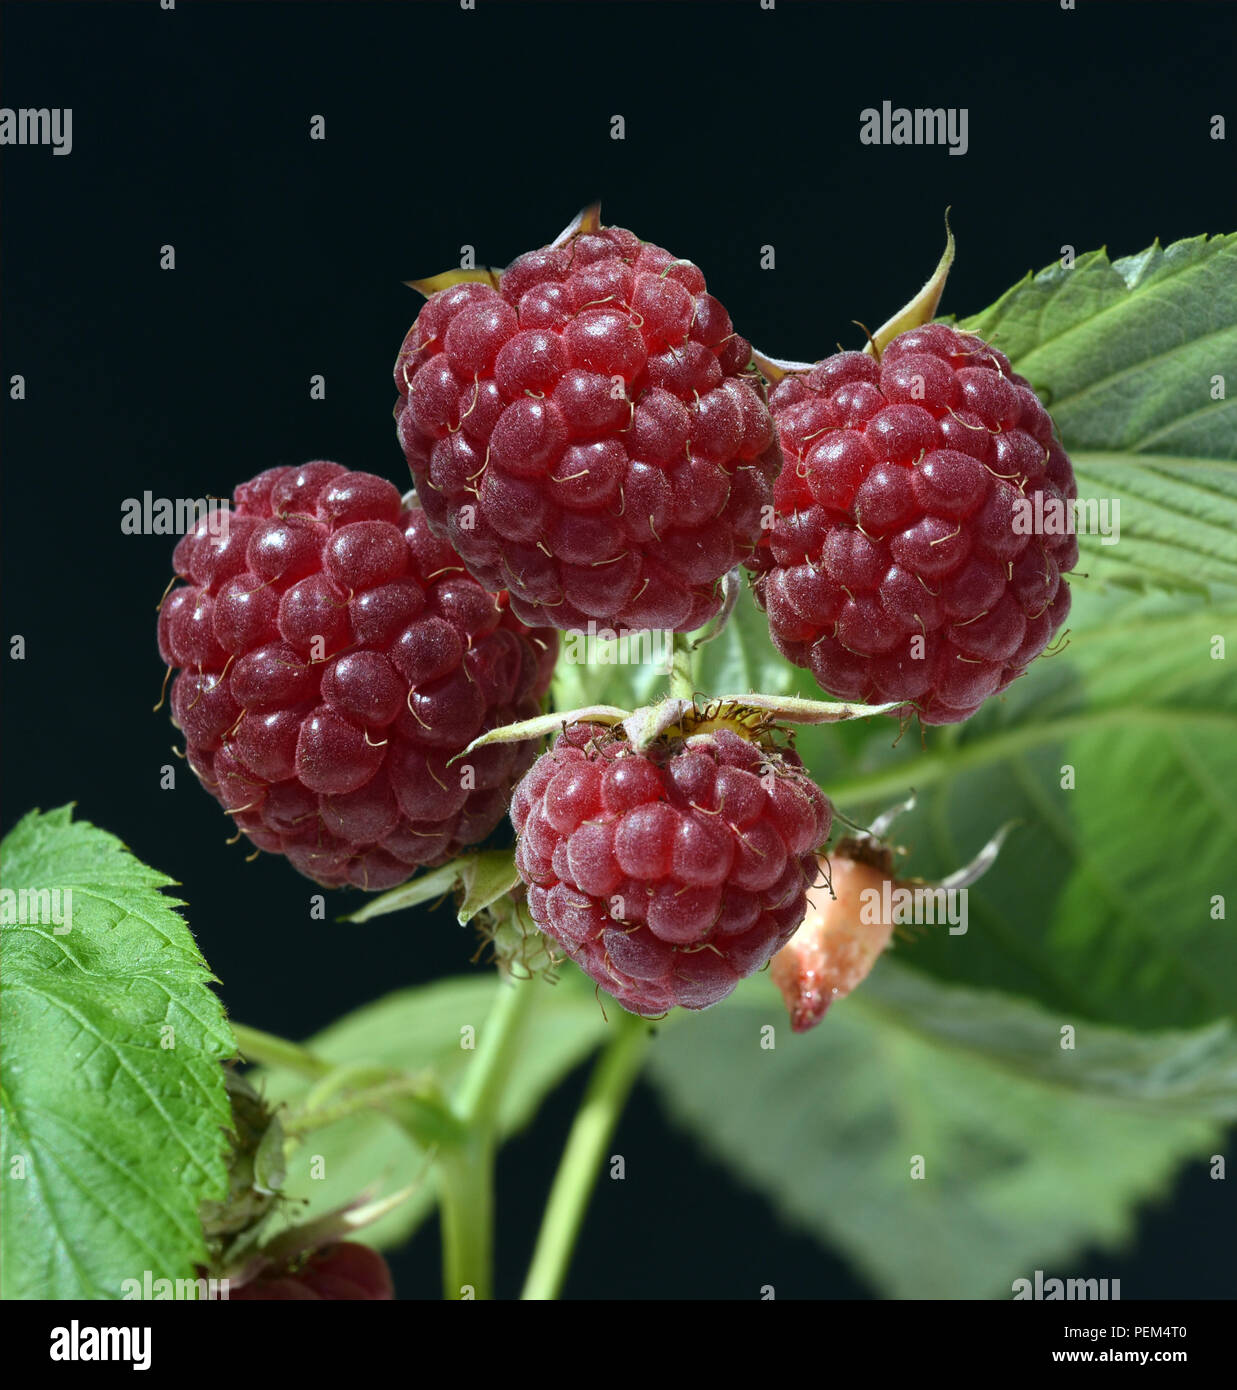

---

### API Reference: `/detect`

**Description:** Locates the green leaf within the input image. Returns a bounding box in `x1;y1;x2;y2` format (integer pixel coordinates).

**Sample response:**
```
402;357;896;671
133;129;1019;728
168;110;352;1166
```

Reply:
255;968;610;1251
858;960;1237;1119
647;972;1221;1300
962;234;1237;459
959;235;1237;596
1067;452;1237;593
0;807;234;1299
454;849;521;925
813;586;1237;1033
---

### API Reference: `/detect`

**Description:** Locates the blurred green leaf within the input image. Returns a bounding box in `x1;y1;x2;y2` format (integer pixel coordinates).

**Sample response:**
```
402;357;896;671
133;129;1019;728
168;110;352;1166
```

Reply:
551;632;668;713
695;584;791;699
858;960;1237;1118
647;970;1223;1299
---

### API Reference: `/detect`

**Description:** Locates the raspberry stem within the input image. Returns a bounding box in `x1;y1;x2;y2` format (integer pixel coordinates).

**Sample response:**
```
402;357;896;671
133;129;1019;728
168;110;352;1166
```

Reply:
668;630;696;704
438;1136;494;1301
438;972;539;1299
520;1009;650;1300
230;1022;333;1081
284;1073;463;1150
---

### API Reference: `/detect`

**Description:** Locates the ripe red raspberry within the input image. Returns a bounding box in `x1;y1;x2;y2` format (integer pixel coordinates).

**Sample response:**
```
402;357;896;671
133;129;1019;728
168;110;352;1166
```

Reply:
510;716;832;1014
230;1242;394;1300
393;219;782;634
750;324;1078;723
158;461;556;890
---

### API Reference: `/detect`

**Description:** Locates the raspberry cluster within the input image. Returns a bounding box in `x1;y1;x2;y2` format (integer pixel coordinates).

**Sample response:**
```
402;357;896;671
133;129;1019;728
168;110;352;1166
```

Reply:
158;461;556;889
511;718;832;1015
751;324;1077;723
394;224;782;634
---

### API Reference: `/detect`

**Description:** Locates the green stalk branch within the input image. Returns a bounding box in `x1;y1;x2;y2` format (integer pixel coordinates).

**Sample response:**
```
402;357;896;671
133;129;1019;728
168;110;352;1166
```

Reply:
668;629;696;704
231;1023;332;1080
438;1133;493;1301
521;1008;651;1301
283;1074;462;1149
437;972;540;1300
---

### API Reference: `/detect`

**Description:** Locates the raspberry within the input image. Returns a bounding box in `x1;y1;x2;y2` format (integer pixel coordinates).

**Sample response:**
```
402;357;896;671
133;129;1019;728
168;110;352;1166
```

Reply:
230;1242;394;1301
750;324;1077;723
393;218;782;633
510;715;833;1014
158;462;557;889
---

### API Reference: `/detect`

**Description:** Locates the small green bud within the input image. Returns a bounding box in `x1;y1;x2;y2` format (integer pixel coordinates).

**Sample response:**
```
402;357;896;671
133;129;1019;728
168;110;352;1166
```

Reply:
474;889;562;982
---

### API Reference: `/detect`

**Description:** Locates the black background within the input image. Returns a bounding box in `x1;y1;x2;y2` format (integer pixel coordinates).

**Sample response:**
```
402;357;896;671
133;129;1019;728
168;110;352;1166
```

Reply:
2;0;1234;1299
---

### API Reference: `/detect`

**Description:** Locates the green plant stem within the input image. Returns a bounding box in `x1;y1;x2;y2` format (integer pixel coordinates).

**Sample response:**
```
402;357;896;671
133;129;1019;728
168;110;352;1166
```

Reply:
231;1023;332;1080
668;629;696;703
283;1074;461;1148
437;972;539;1299
521;1008;650;1301
300;1060;397;1115
438;1133;494;1301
